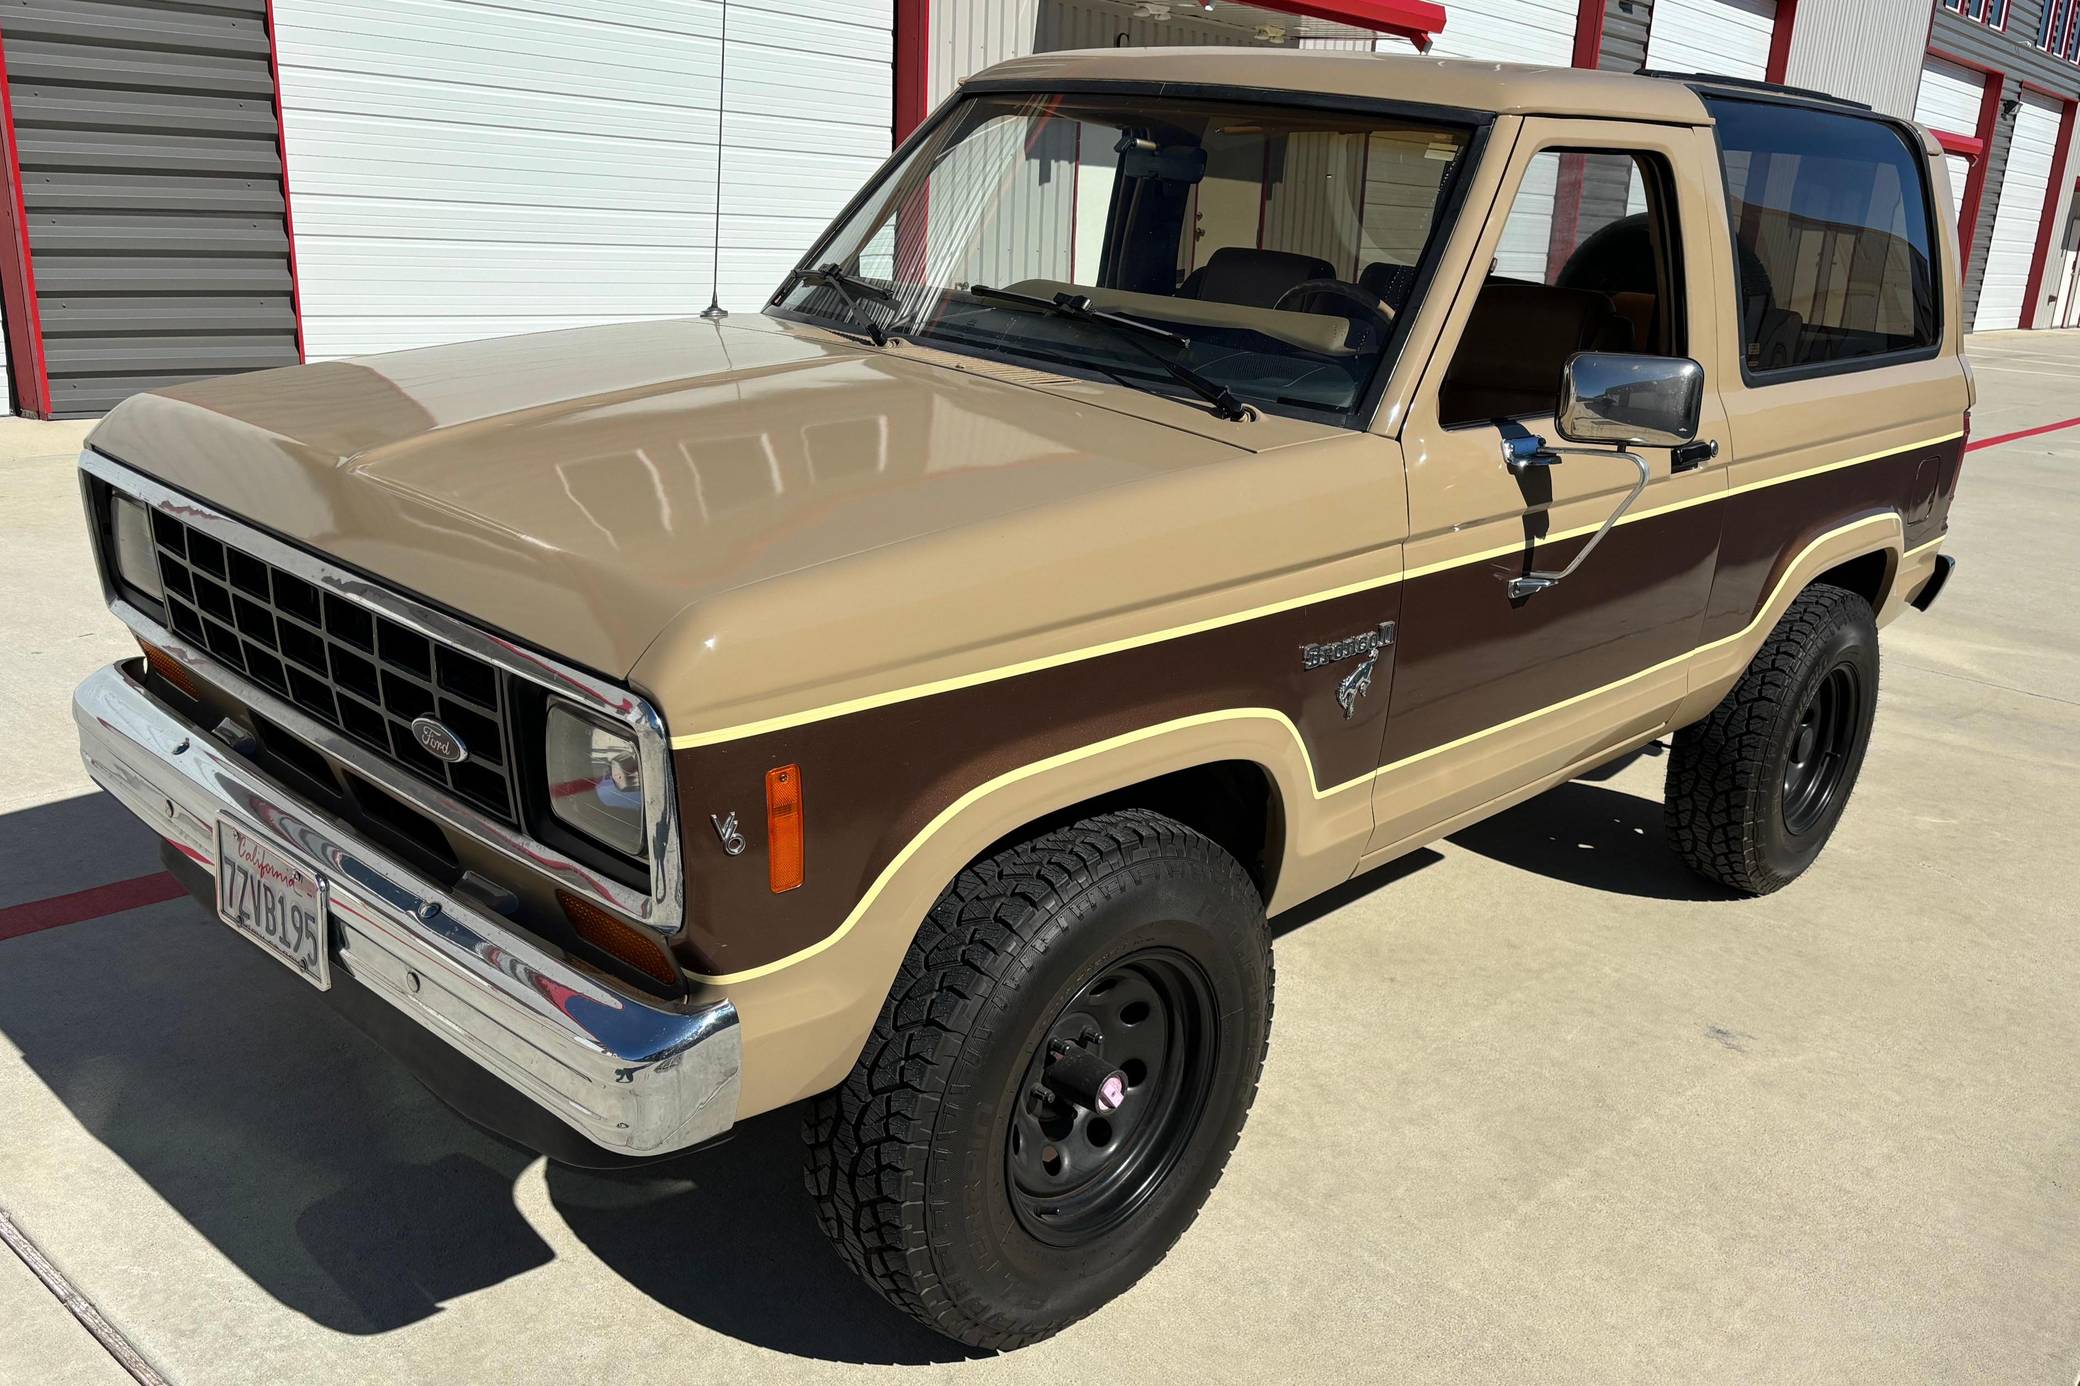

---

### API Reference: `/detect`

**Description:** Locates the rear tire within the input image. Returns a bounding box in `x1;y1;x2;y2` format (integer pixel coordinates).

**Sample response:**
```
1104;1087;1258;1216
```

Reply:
804;809;1272;1349
1665;582;1880;894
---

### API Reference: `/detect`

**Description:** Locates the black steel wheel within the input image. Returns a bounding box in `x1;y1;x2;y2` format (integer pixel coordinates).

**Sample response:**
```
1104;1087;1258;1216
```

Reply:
1780;662;1862;836
1006;947;1219;1247
806;809;1273;1350
1666;582;1881;894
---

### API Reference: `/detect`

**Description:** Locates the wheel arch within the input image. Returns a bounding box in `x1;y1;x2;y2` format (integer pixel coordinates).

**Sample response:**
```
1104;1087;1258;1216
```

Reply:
1811;547;1896;611
699;709;1351;1119
1672;512;1905;730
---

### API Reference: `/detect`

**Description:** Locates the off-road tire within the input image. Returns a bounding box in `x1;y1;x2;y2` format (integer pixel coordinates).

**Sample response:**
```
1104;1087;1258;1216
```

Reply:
1665;582;1880;894
804;809;1273;1350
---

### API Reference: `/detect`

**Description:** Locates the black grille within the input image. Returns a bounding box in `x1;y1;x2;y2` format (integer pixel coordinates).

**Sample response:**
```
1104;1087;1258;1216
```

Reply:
147;507;521;825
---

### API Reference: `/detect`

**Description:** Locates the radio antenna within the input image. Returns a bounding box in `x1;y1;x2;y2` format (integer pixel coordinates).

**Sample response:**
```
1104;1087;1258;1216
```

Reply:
700;0;730;319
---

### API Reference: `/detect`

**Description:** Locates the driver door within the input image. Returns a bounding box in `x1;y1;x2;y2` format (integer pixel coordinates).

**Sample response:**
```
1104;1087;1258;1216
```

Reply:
1367;118;1732;855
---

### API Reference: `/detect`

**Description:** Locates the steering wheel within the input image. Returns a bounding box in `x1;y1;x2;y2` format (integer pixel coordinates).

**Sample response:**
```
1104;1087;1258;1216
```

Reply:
1273;278;1396;324
1272;279;1396;353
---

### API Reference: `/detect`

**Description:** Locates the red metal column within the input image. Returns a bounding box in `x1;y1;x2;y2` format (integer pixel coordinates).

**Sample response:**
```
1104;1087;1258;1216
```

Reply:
1571;0;1610;69
1764;0;1799;85
2020;94;2078;329
1956;66;2006;269
894;0;929;144
0;27;50;418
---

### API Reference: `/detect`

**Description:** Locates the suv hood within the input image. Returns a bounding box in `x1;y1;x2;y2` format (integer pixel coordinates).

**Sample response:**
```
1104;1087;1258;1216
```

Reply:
87;316;1339;678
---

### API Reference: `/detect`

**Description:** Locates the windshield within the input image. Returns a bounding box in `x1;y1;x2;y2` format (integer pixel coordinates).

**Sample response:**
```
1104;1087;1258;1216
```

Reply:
773;92;1476;425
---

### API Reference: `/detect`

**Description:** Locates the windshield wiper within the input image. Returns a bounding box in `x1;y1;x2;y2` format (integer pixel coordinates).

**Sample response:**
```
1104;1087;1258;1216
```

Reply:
968;285;1253;422
783;262;895;346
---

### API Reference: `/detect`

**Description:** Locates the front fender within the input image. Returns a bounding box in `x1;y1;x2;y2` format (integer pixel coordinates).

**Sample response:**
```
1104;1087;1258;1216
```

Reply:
696;708;1367;1119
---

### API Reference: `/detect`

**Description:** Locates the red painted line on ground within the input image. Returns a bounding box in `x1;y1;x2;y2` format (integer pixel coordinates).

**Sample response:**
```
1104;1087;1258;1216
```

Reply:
1967;414;2080;452
0;872;186;943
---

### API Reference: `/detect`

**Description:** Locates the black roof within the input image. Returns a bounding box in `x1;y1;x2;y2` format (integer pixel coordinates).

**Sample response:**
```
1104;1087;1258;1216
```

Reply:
1635;68;1874;113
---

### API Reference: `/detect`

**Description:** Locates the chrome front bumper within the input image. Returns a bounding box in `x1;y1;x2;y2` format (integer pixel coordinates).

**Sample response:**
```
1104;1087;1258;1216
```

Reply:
72;662;740;1158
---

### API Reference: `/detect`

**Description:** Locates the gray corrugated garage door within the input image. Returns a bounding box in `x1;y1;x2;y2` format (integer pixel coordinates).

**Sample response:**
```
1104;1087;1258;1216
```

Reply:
2;0;299;417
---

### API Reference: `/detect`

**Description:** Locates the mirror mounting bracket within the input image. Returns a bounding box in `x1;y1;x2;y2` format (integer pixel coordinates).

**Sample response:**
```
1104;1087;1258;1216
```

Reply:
1498;434;1650;600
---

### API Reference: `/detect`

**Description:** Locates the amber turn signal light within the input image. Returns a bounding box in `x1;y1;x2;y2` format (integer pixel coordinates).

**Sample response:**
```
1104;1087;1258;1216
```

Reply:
557;889;679;987
766;763;804;893
137;637;199;700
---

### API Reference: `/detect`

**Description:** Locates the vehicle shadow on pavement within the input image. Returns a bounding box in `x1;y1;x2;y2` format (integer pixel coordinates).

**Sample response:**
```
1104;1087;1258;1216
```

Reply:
1446;751;1736;902
0;791;972;1362
546;1113;982;1365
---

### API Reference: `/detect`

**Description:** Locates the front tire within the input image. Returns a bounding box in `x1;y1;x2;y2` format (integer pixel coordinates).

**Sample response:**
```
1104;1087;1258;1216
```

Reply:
1665;582;1880;894
805;809;1272;1349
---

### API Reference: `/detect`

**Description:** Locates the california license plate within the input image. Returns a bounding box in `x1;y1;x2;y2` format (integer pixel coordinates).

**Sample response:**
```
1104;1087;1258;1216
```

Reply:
215;816;331;989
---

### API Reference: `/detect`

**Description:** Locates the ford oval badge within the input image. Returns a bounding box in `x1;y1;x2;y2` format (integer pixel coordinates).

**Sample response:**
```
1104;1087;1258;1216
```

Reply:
410;716;468;765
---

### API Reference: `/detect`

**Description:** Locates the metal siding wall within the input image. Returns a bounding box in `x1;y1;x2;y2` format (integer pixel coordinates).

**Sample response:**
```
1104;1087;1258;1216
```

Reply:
1;0;298;417
929;0;1038;108
270;0;891;360
1781;0;1926;116
1964;81;2014;326
1033;1;1257;57
1927;2;2080;327
1599;0;1655;71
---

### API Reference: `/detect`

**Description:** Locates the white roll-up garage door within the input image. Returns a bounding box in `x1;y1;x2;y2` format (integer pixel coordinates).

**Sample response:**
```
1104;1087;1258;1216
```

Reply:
1645;0;1776;80
272;0;893;360
1916;57;1985;224
1416;1;1575;278
1975;90;2062;332
1423;0;1577;65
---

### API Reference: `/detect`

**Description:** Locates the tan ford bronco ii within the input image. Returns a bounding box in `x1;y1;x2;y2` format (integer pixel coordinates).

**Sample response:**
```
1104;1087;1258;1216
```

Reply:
73;49;1965;1347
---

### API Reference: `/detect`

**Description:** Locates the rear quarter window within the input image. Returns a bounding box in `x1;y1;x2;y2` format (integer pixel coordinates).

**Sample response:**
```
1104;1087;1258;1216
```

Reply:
1707;97;1939;379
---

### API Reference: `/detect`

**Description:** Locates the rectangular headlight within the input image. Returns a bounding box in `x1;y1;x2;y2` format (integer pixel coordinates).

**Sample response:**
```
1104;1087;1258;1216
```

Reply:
546;701;648;859
109;494;164;603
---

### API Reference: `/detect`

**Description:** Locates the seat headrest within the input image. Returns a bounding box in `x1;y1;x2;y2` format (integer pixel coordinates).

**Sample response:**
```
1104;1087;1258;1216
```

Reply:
1185;247;1340;308
1359;261;1420;312
1440;281;1618;424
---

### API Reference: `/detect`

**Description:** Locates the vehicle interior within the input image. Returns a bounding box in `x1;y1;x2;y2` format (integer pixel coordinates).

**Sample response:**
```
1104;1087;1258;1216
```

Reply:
796;98;1694;427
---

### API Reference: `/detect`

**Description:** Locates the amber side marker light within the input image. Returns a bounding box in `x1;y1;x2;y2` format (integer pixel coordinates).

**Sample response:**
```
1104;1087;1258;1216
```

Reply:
557;889;679;987
766;763;804;894
137;637;199;700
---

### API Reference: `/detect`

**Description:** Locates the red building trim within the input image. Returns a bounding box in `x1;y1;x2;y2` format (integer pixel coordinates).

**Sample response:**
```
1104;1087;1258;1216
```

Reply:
1934;128;1985;158
894;0;929;143
262;0;307;364
1572;0;1610;69
0;28;50;418
1247;0;1447;50
1955;70;2007;267
2020;95;2078;327
1764;0;1799;85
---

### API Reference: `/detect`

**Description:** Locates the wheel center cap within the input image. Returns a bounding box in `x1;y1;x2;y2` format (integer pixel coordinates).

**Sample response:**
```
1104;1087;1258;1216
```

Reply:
1793;723;1818;765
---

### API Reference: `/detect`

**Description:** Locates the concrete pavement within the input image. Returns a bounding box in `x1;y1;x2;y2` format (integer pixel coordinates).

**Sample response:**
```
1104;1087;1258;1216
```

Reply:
1;341;2076;1384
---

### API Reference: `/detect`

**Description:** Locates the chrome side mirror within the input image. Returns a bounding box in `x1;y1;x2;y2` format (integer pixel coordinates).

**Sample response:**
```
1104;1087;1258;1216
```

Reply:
1555;352;1704;449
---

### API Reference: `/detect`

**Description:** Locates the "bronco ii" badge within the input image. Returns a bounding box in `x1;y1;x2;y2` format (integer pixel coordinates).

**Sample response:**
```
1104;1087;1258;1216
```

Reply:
1299;621;1396;670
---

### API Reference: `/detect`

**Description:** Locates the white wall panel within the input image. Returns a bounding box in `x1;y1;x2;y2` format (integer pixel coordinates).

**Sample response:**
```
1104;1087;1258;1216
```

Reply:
1916;56;1985;136
1975;90;2060;332
273;0;892;360
1779;0;1924;118
1422;0;1577;65
1942;152;1972;222
1645;0;1775;80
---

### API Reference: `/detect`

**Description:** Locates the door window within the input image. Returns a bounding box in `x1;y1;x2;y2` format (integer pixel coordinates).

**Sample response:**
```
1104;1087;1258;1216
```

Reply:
1440;149;1682;428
